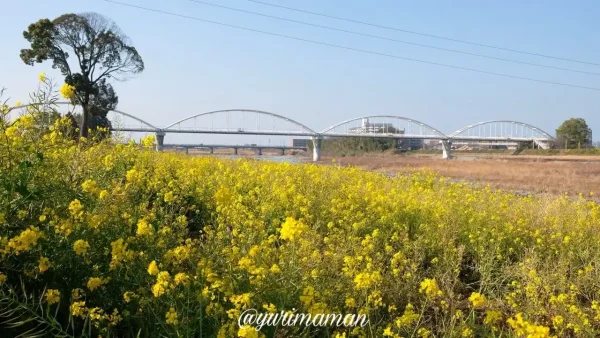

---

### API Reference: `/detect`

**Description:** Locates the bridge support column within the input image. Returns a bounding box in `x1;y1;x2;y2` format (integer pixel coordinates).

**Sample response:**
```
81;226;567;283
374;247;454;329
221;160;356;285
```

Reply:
234;148;238;155
312;136;322;162
441;140;452;159
185;147;189;155
209;147;214;155
280;148;285;156
258;148;263;156
155;130;165;152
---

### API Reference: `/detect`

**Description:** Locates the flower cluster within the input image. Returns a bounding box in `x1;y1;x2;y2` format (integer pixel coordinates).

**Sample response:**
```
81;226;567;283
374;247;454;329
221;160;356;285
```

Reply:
2;84;600;336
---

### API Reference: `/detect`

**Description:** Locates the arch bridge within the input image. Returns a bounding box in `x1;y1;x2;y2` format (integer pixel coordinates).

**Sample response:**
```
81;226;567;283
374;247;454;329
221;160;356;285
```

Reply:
6;104;555;161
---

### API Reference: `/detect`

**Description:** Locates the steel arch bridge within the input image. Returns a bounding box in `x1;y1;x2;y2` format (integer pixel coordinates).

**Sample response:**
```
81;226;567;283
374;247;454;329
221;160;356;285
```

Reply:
6;103;556;160
163;109;317;136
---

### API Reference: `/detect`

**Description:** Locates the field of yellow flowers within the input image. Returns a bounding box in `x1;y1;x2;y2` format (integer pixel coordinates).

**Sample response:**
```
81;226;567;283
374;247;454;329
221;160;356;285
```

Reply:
2;86;600;338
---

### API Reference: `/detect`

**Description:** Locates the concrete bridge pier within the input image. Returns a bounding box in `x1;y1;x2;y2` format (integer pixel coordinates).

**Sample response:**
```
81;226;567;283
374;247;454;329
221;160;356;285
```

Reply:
155;130;165;151
441;140;452;159
234;148;238;155
209;147;214;155
184;147;189;155
257;148;263;156
280;148;285;156
312;136;322;162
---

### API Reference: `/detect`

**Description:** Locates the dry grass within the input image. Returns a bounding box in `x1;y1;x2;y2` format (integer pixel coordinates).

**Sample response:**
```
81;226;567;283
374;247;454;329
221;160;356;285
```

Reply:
167;148;308;156
324;153;600;198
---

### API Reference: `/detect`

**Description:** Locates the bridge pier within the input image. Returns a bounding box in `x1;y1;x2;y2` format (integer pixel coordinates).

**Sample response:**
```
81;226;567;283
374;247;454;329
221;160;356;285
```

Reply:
234;147;238;155
209;147;214;155
280;148;285;156
155;131;165;151
312;136;322;162
185;147;189;155
258;148;263;156
441;140;452;159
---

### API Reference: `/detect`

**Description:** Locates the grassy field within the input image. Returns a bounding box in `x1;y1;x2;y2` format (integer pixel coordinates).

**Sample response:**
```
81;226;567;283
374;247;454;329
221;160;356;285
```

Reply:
520;148;600;156
401;149;600;156
327;153;600;199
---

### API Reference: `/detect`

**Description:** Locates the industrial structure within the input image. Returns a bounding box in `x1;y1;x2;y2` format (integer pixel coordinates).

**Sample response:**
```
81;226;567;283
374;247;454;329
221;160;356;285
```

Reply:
347;118;424;150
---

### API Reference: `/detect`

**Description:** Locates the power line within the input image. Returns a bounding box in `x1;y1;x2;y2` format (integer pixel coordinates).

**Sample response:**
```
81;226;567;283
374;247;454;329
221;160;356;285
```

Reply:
102;0;600;91
247;0;600;67
185;0;599;76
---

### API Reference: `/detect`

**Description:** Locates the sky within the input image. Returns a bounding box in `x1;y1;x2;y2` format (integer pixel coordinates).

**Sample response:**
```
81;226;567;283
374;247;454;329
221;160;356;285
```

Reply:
1;0;599;145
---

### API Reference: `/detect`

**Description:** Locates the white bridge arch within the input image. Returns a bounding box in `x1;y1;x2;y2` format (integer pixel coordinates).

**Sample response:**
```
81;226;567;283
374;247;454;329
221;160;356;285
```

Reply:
4;102;559;159
164;109;317;136
106;109;158;131
449;120;555;141
7;102;159;132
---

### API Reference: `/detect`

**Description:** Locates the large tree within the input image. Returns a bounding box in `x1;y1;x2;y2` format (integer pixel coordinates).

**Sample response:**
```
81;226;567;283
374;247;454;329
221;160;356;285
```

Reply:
20;12;144;137
556;118;592;149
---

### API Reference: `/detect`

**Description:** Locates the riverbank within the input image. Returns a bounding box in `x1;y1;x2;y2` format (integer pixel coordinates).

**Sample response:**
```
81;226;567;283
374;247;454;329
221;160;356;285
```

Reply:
323;153;600;198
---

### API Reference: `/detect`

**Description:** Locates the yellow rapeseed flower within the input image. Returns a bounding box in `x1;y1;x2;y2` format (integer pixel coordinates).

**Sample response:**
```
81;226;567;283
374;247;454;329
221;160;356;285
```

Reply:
71;288;84;301
174;272;190;286
507;313;550;338
39;256;50;273
468;292;486;308
81;179;98;194
484;310;502;325
99;190;109;200
70;301;87;318
87;277;108;292
461;327;474;338
140;135;156;148
279;217;307;241
152;283;168;297
73;239;90;256
123;291;135;303
164;191;175;203
8;226;42;254
263;303;276;313
148;261;159;275
269;264;281;274
237;325;258;338
136;219;154;236
419;278;443;298
157;271;171;283
89;307;104;321
152;271;171;297
45;289;60;305
69;199;84;218
126;169;141;183
109;238;131;270
165;307;178;325
354;271;381;290
59;83;76;99
299;286;315;306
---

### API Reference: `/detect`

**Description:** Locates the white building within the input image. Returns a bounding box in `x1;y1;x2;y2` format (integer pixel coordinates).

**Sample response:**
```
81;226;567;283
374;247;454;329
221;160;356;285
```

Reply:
349;118;401;134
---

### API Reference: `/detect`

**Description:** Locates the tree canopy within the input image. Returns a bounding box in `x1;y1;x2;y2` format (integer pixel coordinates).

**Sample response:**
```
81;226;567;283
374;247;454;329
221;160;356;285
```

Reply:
556;118;592;149
20;12;143;137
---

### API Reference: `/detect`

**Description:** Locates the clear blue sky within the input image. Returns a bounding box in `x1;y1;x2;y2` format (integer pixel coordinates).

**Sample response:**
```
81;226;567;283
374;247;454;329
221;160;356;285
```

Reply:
1;0;599;144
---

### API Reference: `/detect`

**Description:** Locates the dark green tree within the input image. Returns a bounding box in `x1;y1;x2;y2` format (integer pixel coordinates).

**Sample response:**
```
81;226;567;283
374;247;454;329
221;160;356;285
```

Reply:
556;118;592;149
20;12;143;137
